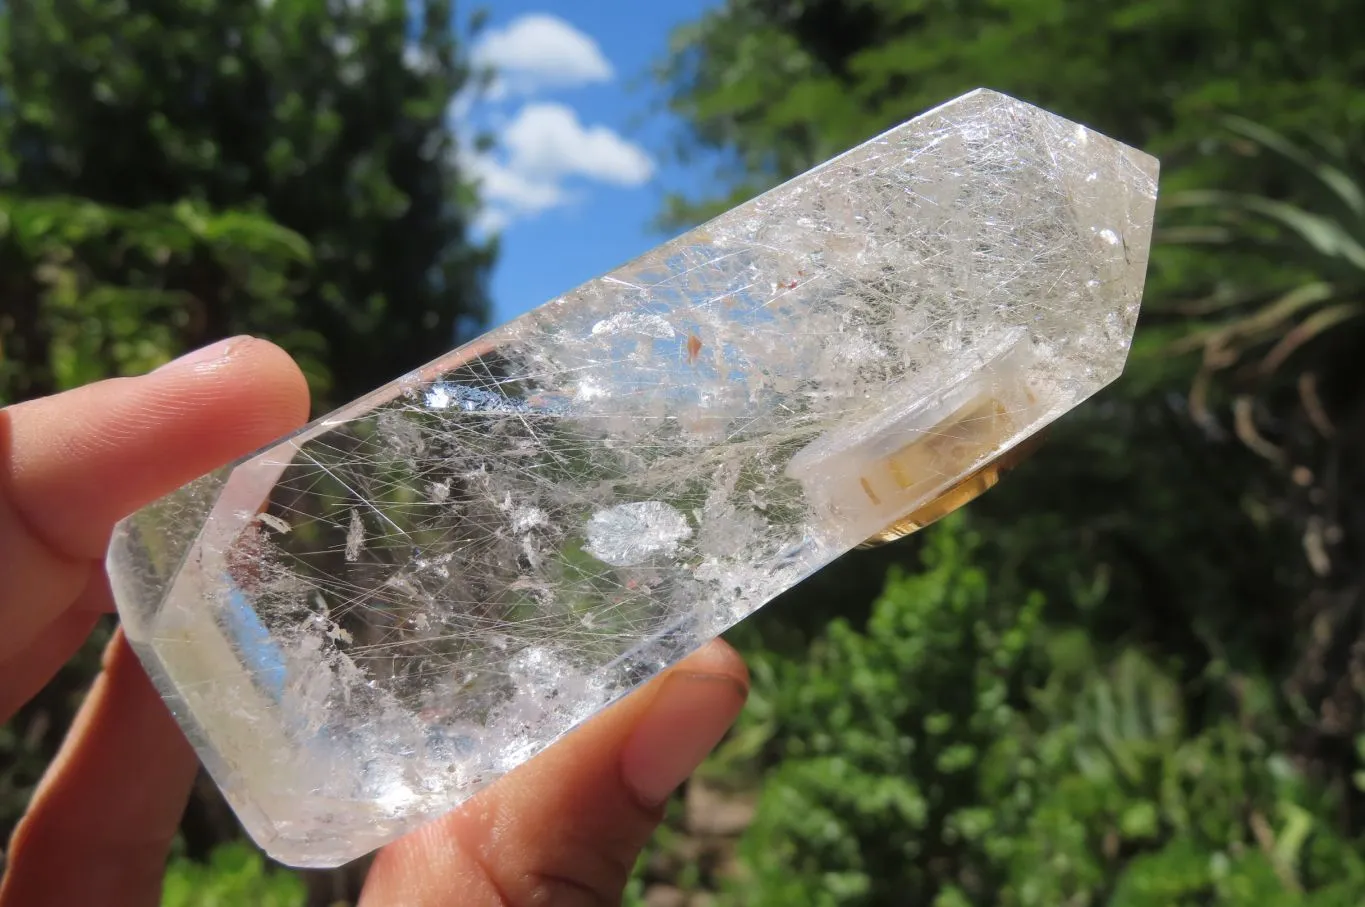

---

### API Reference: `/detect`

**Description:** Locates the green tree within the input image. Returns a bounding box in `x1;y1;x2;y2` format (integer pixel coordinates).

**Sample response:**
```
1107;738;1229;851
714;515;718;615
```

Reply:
708;523;1365;906
0;0;493;405
161;842;305;907
1157;120;1365;747
651;1;1365;903
0;0;495;888
656;0;1365;227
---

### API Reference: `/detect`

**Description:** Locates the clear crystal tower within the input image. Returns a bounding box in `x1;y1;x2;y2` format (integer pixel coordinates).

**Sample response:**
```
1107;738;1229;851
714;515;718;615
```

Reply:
107;89;1158;867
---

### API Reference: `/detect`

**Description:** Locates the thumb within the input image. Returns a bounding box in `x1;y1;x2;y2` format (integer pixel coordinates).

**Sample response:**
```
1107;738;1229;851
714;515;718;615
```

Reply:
360;639;748;907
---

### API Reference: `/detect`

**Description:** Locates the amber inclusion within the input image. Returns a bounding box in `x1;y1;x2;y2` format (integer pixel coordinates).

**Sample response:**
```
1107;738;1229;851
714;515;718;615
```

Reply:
859;429;1047;547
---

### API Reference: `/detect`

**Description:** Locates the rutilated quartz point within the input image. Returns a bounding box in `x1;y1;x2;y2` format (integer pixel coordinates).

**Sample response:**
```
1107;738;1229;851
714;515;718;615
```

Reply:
107;89;1159;867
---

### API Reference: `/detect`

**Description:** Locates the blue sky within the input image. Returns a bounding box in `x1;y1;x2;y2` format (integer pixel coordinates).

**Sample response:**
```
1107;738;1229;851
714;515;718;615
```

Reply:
457;1;722;327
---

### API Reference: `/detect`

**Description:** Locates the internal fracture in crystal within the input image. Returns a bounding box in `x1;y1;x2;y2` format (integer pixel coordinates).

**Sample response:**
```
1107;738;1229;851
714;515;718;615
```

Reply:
107;89;1159;867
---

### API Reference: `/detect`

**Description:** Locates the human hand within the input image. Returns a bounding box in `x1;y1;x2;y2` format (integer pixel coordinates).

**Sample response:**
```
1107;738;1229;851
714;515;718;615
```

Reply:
0;337;749;906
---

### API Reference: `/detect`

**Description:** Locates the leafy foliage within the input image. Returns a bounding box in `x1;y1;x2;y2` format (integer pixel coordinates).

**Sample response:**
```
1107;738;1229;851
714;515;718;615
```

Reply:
1154;120;1365;743
0;195;315;397
0;0;493;406
655;0;1365;227
715;522;1365;906
5;0;1365;903
161;843;304;907
1164;118;1365;418
0;0;493;896
653;2;1365;904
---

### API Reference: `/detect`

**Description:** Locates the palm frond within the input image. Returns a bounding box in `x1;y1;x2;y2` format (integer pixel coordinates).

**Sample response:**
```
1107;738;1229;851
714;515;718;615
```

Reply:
1223;116;1365;220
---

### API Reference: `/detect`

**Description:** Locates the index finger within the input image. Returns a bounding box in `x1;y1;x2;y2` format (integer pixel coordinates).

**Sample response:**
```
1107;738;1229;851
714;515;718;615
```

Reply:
0;336;309;662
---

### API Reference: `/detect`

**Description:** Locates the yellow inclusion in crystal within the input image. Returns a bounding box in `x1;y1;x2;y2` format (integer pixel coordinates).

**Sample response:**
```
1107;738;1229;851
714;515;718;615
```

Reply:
862;401;1042;549
785;334;1042;549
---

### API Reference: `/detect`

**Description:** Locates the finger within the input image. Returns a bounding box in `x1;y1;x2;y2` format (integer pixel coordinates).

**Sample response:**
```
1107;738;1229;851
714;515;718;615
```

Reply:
0;336;310;660
0;630;199;907
361;639;749;907
0;572;118;724
0;608;99;725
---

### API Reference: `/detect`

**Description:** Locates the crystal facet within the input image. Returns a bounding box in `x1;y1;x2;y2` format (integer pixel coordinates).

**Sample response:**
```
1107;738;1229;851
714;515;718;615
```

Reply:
107;89;1159;867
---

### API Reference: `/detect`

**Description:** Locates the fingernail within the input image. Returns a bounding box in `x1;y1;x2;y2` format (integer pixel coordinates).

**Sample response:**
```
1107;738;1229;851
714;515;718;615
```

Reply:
620;671;747;807
154;336;252;374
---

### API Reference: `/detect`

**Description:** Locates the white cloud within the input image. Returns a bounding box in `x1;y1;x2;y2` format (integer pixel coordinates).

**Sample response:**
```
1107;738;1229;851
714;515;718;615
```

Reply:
464;150;567;218
455;15;652;234
504;102;653;186
473;14;613;94
463;102;654;234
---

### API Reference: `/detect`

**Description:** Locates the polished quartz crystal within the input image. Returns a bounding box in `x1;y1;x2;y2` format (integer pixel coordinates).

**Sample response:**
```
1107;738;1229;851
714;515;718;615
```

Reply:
107;88;1159;867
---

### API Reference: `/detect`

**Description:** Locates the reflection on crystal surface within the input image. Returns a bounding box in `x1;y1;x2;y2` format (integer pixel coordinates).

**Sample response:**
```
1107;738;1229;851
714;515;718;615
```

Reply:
107;88;1158;866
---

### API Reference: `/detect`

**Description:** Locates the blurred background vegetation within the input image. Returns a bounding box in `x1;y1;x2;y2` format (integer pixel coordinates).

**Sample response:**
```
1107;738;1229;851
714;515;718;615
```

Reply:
3;0;1365;904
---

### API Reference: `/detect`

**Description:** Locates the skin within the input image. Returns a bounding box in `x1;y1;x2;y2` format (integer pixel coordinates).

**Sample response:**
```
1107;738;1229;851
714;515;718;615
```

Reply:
0;336;749;907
